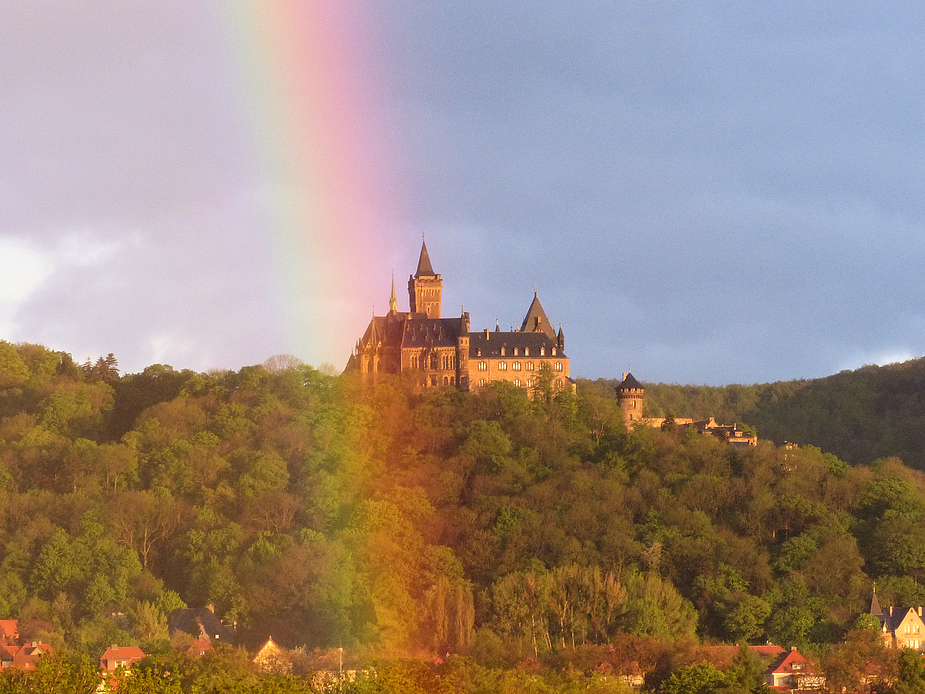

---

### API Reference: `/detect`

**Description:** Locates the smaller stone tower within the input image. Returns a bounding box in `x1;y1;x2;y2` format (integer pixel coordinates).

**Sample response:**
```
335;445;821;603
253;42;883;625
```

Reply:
616;372;644;426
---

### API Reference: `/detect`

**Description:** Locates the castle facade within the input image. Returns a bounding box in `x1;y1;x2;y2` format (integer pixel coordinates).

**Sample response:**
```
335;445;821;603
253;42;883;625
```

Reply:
347;242;573;393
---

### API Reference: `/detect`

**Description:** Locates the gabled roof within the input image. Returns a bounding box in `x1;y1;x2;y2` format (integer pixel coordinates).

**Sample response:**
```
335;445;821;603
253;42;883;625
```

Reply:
766;649;814;676
100;645;146;671
879;606;925;633
401;317;464;348
168;608;235;644
520;292;556;340
415;240;436;277
0;621;17;644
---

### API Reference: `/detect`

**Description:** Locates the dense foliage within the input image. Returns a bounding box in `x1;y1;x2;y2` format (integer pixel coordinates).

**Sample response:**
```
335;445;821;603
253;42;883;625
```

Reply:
2;341;925;691
586;356;925;469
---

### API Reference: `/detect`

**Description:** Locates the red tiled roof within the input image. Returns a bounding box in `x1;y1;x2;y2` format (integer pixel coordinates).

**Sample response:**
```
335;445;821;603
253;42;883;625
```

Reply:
0;621;18;643
100;645;146;671
766;649;814;675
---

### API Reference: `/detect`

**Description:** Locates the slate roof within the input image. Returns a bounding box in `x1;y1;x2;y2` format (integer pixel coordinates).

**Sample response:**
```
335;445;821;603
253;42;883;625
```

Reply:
879;606;924;634
468;329;562;359
617;372;643;391
402;317;464;348
870;591;883;619
169;607;235;644
415;240;436;277
520;292;556;340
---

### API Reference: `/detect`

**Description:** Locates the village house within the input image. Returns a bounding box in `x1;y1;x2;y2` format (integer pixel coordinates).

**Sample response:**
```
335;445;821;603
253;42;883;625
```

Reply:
871;591;925;650
99;644;146;672
0;620;53;671
764;648;825;691
168;605;235;645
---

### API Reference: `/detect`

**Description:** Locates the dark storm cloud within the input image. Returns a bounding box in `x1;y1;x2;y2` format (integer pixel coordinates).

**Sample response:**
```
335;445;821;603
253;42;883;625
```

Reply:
366;1;925;382
2;2;924;382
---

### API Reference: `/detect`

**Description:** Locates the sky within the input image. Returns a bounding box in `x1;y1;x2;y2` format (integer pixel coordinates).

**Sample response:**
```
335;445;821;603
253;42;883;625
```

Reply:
2;2;925;385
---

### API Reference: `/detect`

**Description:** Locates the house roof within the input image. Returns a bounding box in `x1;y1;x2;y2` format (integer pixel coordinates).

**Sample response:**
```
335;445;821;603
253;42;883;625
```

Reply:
766;649;814;676
415;240;435;277
0;621;18;643
879;606;924;633
168;607;235;643
100;645;146;670
12;643;52;670
187;638;213;657
520;292;556;340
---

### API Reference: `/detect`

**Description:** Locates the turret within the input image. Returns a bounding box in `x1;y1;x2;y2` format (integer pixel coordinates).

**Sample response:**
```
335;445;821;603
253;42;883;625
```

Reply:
616;372;644;426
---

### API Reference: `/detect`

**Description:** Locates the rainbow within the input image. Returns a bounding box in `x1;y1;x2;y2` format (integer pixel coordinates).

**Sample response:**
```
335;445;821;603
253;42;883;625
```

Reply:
212;1;403;370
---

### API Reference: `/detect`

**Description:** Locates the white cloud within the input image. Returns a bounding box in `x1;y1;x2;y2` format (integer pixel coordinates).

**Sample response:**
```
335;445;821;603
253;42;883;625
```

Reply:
0;237;55;333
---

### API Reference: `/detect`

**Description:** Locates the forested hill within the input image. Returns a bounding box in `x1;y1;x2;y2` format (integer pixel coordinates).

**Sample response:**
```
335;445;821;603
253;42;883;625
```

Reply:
4;339;925;676
581;357;925;469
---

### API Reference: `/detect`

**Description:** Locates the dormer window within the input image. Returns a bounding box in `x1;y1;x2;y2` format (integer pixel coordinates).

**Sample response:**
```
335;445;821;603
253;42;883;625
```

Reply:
513;348;518;356
540;347;545;356
500;347;505;356
525;348;529;356
552;347;557;356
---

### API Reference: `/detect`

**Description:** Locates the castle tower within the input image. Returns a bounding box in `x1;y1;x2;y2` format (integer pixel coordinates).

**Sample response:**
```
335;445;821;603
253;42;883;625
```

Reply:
408;239;442;318
616;372;644;426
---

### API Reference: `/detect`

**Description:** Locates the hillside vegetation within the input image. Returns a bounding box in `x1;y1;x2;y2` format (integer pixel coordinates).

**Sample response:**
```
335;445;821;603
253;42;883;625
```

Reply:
0;342;924;682
583;357;925;469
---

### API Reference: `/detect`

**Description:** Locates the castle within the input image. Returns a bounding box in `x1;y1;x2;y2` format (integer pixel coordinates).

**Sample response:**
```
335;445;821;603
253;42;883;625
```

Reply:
346;241;573;393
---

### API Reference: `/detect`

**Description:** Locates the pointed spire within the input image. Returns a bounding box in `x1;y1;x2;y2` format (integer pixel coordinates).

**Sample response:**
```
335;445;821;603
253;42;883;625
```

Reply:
871;586;883;618
520;291;556;339
389;272;397;313
415;238;436;277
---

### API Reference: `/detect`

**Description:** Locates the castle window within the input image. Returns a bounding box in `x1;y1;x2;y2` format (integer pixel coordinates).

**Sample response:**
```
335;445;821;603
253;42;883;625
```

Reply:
498;362;507;371
526;361;534;371
514;379;521;387
513;362;522;371
555;379;562;388
527;379;534;387
479;379;487;387
554;362;563;371
451;376;455;385
478;361;487;371
443;376;449;385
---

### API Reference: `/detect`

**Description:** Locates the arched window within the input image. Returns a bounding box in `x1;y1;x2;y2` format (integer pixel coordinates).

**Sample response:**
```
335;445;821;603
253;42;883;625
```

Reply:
513;362;522;370
498;362;507;371
554;362;563;371
514;379;521;387
526;361;534;371
478;361;487;371
443;376;449;385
